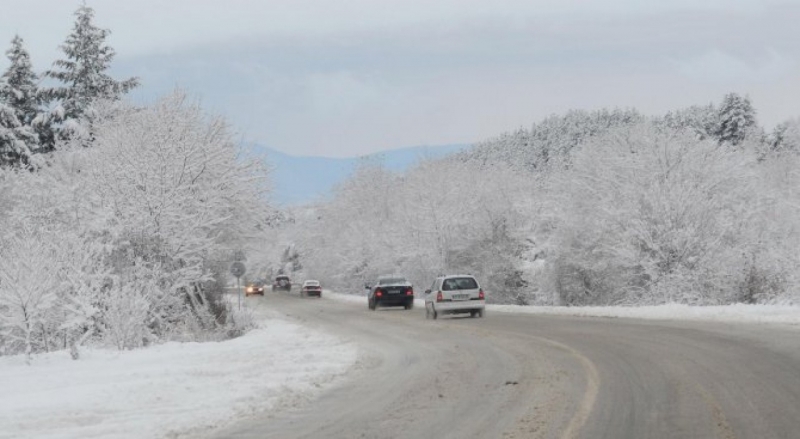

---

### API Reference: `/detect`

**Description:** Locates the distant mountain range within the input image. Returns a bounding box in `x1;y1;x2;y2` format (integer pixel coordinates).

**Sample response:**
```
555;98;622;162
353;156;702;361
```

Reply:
249;144;470;205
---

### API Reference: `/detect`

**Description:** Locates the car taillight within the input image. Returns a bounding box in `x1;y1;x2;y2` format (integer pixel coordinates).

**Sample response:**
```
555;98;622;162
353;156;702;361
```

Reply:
406;288;413;296
479;289;485;300
375;289;383;297
436;291;443;302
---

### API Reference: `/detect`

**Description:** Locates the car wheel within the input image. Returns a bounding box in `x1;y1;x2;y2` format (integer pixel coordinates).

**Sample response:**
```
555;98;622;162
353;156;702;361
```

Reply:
478;309;484;318
470;310;477;318
368;300;375;310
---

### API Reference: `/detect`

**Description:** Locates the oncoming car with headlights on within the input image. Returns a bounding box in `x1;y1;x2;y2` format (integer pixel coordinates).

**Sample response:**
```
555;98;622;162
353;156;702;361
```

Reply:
245;281;265;296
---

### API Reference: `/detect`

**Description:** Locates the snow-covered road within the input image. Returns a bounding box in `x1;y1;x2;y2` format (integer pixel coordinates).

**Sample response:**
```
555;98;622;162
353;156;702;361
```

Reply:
2;289;799;439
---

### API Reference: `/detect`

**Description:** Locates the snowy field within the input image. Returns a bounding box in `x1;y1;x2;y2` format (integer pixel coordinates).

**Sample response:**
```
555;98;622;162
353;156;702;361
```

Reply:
0;308;357;439
326;291;800;325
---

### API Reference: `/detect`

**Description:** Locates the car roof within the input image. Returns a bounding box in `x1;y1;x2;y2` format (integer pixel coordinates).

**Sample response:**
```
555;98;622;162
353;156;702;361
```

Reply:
436;274;478;282
378;276;409;283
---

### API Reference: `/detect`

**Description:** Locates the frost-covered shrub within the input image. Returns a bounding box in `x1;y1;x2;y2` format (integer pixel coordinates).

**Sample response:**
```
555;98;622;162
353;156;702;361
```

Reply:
0;91;272;357
544;123;762;305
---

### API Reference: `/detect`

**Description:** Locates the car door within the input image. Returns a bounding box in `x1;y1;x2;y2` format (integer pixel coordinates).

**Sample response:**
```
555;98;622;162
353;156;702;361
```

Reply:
426;278;441;304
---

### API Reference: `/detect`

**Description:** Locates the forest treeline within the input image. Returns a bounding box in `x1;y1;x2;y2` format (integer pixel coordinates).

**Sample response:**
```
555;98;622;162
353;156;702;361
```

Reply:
282;94;800;307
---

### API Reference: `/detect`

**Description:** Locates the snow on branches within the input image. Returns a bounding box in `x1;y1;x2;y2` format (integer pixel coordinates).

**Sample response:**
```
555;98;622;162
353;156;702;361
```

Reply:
0;91;272;358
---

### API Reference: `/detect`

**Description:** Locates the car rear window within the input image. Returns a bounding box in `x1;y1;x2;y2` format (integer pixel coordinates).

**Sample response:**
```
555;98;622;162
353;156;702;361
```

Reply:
379;278;407;285
442;277;478;291
305;281;320;287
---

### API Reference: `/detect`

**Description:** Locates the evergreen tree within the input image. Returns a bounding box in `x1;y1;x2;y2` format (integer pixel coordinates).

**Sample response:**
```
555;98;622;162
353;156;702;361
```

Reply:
0;103;36;168
0;36;40;126
43;4;138;143
0;36;40;168
716;92;757;146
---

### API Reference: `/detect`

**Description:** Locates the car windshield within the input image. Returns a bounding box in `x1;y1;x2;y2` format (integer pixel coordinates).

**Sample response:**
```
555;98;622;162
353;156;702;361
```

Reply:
379;278;407;285
442;277;478;291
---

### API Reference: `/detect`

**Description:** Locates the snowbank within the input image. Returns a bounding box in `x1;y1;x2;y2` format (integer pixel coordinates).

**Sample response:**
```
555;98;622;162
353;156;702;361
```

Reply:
326;291;799;325
0;310;357;439
489;302;800;325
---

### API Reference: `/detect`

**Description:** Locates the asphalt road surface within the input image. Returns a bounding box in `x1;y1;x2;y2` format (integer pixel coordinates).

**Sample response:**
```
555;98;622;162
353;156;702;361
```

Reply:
209;292;800;439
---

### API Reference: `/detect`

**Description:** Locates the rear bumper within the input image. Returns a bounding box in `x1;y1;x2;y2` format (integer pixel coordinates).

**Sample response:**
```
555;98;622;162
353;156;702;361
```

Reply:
376;295;414;307
431;300;485;314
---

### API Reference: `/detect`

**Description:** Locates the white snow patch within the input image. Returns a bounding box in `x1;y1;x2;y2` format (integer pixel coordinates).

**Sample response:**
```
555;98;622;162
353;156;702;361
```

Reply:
488;302;800;325
0;309;357;439
326;291;799;325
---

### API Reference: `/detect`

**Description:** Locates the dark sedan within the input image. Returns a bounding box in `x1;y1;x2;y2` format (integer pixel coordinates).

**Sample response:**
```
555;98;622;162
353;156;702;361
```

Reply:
367;276;414;310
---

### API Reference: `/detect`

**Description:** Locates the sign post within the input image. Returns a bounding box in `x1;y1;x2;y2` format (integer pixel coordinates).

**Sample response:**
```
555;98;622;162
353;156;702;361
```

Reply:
230;261;247;310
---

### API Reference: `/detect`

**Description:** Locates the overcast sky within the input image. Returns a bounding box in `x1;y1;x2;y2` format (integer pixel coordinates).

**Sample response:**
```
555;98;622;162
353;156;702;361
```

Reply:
1;0;798;157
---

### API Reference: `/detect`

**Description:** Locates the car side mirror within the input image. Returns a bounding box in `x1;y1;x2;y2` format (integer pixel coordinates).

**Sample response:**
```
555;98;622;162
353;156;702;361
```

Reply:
425;289;431;295
364;284;371;290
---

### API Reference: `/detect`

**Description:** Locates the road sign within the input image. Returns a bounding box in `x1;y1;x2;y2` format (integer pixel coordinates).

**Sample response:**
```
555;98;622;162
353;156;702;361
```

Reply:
230;261;246;278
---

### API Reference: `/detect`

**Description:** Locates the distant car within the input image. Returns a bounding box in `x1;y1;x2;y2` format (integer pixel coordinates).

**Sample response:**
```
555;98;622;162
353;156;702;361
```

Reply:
367;276;414;310
272;275;292;292
425;275;485;319
301;280;322;297
245;281;265;296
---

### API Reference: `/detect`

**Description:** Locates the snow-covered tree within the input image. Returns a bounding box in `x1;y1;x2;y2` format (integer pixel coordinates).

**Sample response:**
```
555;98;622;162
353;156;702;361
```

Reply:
85;92;270;340
716;92;757;146
463;108;644;172
0;36;40;127
0;104;37;168
0;226;64;361
769;118;800;154
0;90;272;358
544;123;762;305
43;4;138;146
293;156;537;304
0;36;42;168
657;103;720;141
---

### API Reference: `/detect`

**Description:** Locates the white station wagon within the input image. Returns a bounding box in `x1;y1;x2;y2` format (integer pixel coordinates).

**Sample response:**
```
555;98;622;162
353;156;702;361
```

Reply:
424;275;485;319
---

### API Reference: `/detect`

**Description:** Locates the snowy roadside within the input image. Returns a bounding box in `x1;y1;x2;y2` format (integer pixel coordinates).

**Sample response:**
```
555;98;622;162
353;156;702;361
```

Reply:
325;291;800;325
0;308;357;439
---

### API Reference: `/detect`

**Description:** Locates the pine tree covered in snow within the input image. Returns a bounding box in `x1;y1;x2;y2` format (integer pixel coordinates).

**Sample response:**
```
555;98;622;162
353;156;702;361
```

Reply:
0;36;40;168
43;4;138;146
0;104;37;169
716;93;757;146
0;36;40;127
